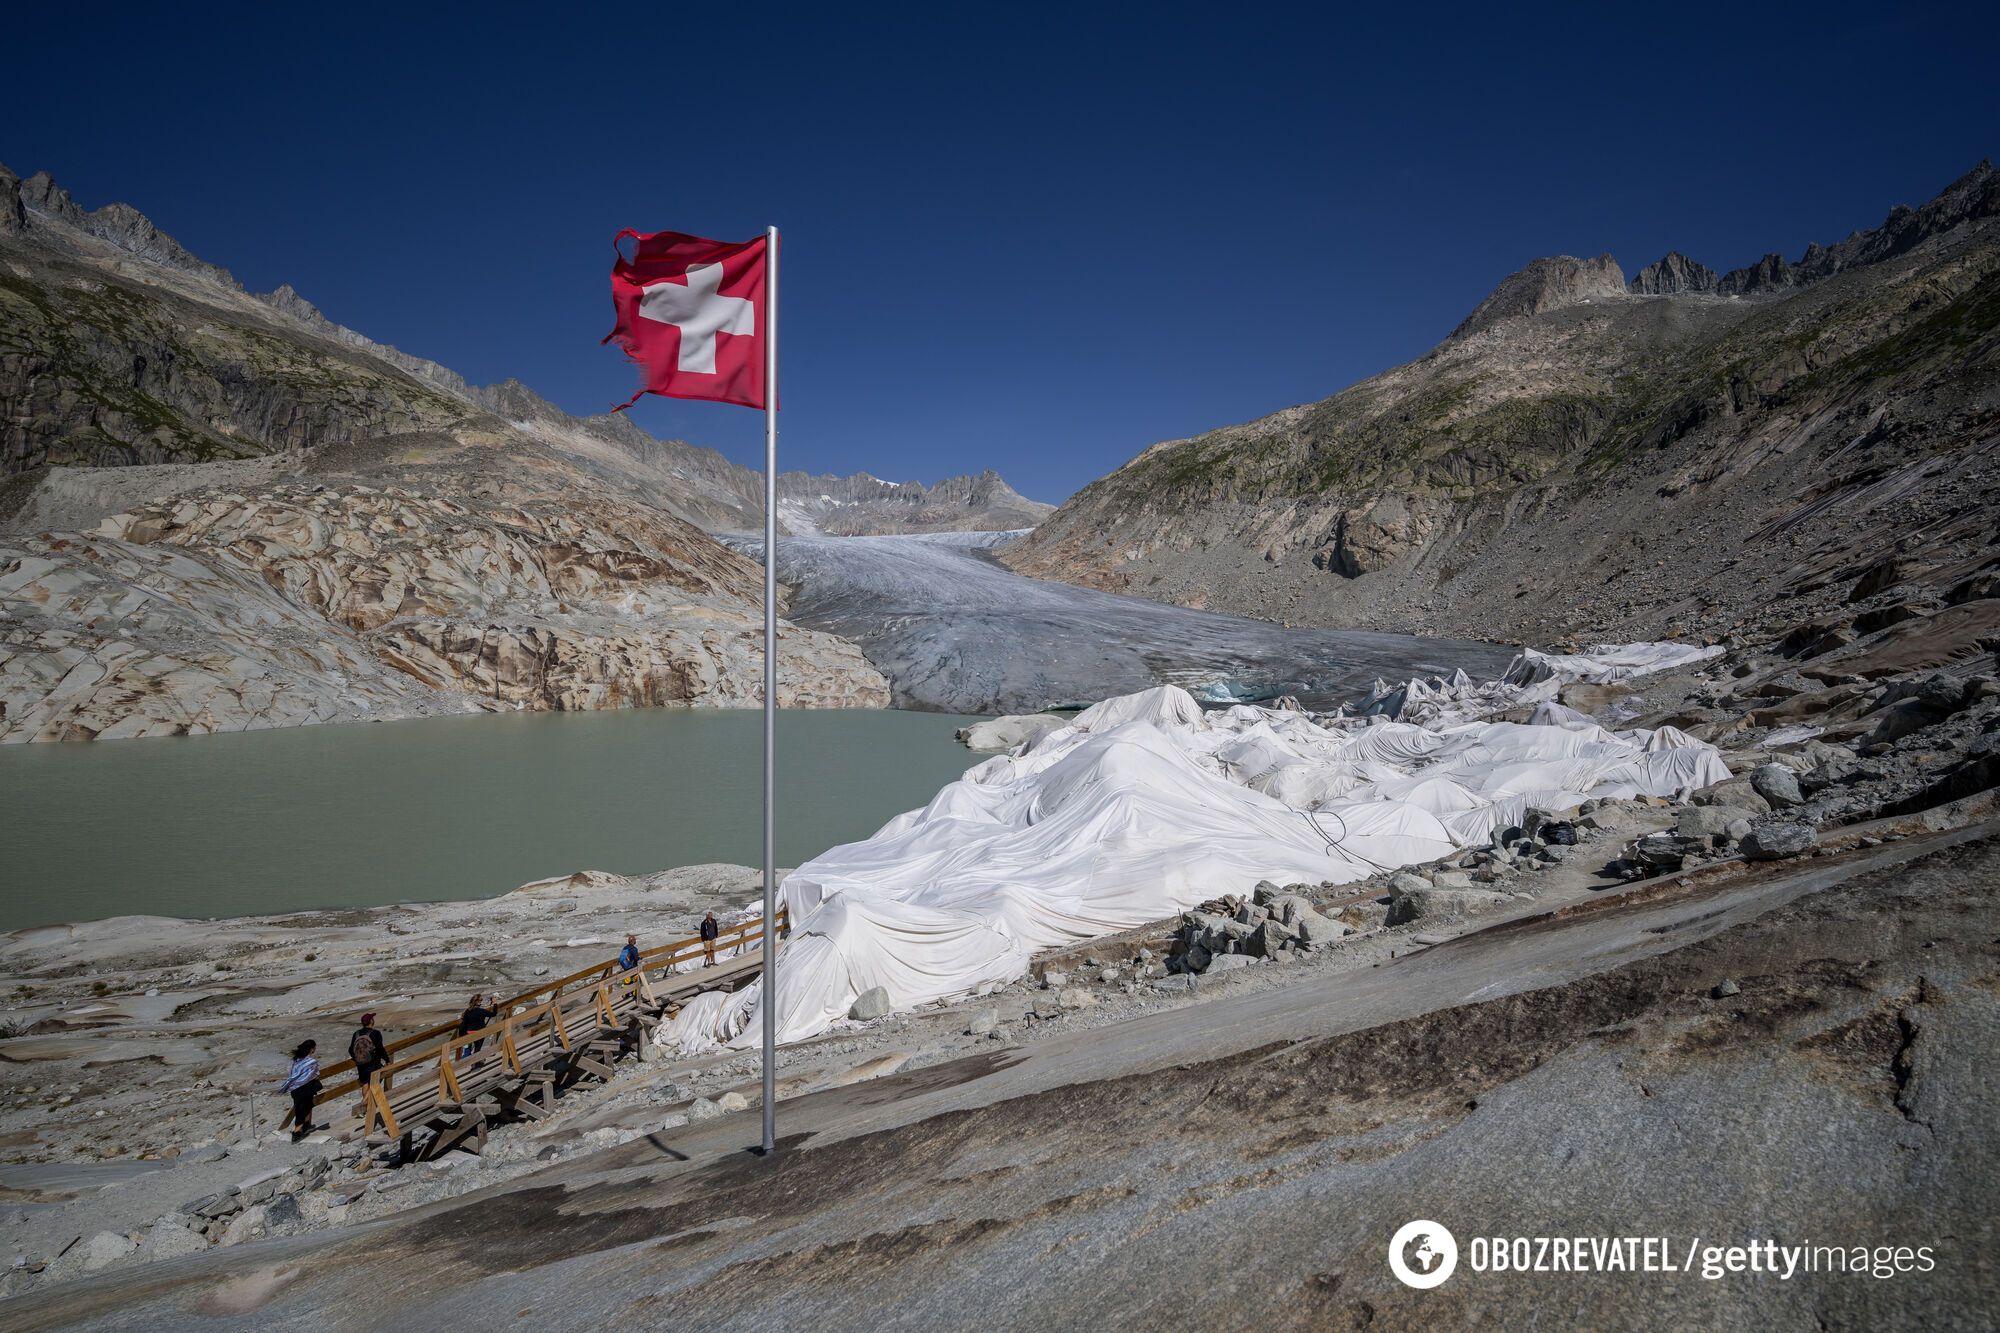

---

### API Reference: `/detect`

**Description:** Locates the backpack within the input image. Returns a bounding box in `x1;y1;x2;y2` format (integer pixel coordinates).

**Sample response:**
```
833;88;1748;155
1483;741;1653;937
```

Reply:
349;1029;378;1065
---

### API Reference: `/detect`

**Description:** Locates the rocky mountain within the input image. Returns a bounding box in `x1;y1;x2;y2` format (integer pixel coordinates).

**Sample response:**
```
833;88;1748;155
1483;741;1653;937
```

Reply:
773;468;1053;536
1003;162;2000;666
1449;253;1627;338
0;165;889;741
1627;251;1718;296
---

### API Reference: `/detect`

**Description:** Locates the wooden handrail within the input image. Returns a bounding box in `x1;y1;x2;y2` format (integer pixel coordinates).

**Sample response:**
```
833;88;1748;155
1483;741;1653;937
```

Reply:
306;907;787;1111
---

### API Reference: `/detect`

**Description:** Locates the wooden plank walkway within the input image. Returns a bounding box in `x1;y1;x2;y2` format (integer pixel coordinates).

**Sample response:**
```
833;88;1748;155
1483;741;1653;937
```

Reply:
296;910;786;1163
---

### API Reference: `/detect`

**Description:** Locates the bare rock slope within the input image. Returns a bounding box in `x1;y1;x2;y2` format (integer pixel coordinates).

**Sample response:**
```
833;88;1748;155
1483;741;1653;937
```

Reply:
0;167;889;740
1003;162;2000;659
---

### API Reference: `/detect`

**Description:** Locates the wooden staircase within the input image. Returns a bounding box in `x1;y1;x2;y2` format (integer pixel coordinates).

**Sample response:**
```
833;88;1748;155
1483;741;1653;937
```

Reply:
299;911;784;1163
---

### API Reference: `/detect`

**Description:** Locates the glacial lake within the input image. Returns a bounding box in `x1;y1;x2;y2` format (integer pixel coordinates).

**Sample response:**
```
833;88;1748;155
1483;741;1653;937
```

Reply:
0;708;982;929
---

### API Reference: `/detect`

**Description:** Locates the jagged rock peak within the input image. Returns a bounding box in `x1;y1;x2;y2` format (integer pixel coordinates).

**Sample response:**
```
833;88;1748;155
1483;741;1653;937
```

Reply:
260;282;326;323
1717;159;1999;295
18;169;84;225
1449;254;1626;339
3;165;242;291
1628;251;1719;295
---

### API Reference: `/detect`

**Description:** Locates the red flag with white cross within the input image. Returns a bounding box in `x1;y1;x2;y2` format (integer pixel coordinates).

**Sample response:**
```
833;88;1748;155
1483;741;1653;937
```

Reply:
603;229;771;410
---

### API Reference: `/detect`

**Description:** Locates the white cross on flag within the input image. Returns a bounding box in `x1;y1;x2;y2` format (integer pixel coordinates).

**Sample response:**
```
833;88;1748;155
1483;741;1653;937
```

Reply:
603;228;770;410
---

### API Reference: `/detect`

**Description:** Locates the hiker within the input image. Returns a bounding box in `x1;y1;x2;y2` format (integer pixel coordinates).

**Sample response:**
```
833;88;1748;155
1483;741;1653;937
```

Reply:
456;993;495;1059
700;911;720;967
280;1039;323;1142
617;933;641;971
349;1012;389;1088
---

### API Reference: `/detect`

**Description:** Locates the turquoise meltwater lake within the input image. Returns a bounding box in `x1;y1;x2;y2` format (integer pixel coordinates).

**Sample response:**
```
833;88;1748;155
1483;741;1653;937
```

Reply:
0;708;982;929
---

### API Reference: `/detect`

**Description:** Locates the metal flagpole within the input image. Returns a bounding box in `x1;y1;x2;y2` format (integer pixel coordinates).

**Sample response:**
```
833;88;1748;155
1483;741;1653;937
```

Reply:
760;224;779;1155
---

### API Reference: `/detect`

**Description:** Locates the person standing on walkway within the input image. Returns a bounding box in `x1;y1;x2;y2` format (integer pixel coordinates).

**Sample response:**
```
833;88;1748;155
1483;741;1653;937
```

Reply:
350;1013;389;1085
699;911;720;967
617;934;641;972
456;993;494;1060
280;1039;322;1142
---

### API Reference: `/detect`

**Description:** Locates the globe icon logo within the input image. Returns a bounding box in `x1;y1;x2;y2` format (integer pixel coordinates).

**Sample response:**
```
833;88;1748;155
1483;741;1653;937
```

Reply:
1388;1219;1458;1289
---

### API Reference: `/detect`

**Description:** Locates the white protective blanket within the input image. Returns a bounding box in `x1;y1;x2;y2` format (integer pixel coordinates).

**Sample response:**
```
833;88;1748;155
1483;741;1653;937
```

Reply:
1351;640;1726;728
658;647;1730;1053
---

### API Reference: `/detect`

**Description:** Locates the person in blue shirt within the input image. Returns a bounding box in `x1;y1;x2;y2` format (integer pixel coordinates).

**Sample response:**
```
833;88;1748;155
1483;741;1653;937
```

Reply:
617;934;641;972
280;1039;322;1142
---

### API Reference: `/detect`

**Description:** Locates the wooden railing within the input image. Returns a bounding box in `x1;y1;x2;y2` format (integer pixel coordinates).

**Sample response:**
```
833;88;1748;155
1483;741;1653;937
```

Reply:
302;908;788;1119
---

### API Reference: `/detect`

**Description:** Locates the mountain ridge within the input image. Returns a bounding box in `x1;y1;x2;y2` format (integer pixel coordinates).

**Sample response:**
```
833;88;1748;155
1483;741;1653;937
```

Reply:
0;164;896;741
0;163;1046;539
773;467;1054;536
1002;162;2000;661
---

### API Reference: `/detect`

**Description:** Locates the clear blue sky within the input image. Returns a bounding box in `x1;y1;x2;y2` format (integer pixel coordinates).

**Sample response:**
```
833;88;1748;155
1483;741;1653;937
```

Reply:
5;2;1995;503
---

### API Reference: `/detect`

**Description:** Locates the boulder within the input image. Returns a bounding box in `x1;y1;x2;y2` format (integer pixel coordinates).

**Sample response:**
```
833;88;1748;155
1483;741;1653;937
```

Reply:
1522;807;1576;839
1742;821;1818;860
1629;833;1695;872
1057;988;1097;1010
847;986;894;1021
1243;919;1294;958
1387;872;1430;895
1748;764;1804;808
1205;954;1257;975
1386;885;1511;926
1265;893;1315;925
220;1206;267;1247
1693;778;1771;814
686;1096;725;1121
1674;806;1738;846
143;1218;208;1261
1291;908;1348;946
1866;697;1950;744
78;1230;137;1273
966;1008;998;1036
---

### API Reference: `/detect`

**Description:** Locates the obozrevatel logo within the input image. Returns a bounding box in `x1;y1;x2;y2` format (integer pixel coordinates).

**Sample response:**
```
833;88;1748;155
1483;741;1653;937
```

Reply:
1389;1220;1459;1289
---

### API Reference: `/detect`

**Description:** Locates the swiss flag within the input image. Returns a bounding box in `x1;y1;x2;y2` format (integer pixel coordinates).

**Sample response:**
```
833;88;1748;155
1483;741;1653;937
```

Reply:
603;229;770;410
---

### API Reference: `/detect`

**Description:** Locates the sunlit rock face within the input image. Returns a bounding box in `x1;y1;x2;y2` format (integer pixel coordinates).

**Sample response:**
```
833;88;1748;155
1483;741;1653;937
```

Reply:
0;163;890;741
2;482;888;742
1003;163;2000;653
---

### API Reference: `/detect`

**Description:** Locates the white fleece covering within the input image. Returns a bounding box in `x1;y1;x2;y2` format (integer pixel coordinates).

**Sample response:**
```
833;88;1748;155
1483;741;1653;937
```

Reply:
657;643;1729;1053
